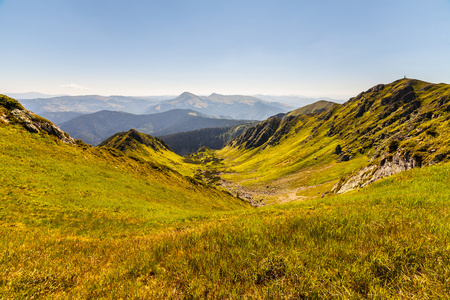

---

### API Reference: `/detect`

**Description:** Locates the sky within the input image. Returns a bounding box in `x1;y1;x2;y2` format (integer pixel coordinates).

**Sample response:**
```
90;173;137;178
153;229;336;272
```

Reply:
1;0;450;100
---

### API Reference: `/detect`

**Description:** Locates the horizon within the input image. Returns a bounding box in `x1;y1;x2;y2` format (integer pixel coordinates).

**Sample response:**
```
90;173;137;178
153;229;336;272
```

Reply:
1;1;449;98
4;90;346;100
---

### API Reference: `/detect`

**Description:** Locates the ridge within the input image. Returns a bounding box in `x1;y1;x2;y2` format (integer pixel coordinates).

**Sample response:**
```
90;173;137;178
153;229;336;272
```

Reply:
0;94;75;144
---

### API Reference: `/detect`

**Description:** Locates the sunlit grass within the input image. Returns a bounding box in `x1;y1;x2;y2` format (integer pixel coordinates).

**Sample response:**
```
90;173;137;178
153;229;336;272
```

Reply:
1;123;449;298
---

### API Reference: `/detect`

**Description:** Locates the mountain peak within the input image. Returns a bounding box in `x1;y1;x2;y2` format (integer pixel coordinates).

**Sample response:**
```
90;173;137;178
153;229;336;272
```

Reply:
99;129;172;153
179;92;197;98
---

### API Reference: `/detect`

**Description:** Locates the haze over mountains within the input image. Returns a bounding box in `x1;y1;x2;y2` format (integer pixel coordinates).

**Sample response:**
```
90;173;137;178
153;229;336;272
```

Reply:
15;92;300;125
60;109;255;146
145;92;293;120
19;95;164;116
15;92;300;147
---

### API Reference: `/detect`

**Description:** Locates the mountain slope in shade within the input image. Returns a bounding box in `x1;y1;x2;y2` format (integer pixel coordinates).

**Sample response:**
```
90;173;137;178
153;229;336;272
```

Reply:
159;123;257;155
60;109;254;146
146;92;293;120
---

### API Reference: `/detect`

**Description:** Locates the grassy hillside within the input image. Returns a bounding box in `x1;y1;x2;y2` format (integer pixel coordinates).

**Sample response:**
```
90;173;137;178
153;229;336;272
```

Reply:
1;137;448;297
144;162;450;298
0;109;249;237
287;99;338;117
98;128;199;176
1;83;450;299
218;79;450;204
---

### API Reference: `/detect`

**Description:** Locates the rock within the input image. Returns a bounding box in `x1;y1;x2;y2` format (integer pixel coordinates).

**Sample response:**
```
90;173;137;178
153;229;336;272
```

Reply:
367;84;385;93
355;103;366;118
25;123;40;133
334;152;421;194
432;153;445;164
334;144;342;155
338;153;351;162
381;85;416;106
231;116;281;150
9;109;75;145
0;114;9;124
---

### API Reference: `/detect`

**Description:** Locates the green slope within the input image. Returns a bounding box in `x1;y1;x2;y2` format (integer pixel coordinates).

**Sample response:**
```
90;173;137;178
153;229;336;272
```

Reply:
287;99;338;117
0;96;249;238
145;162;450;298
217;78;450;204
97;128;197;176
1;146;448;298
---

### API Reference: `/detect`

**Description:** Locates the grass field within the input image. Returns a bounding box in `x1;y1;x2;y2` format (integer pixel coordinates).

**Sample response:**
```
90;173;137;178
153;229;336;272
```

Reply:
1;122;449;298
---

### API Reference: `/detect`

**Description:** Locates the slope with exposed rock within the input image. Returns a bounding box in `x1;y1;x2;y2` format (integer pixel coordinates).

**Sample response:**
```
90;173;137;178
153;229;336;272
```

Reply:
218;79;450;202
0;94;75;145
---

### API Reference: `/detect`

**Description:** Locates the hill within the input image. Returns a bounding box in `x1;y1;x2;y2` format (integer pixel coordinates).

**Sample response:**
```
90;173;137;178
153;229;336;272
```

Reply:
60;109;254;146
145;92;293;120
287;99;338;117
39;111;85;125
217;78;450;204
97;129;197;174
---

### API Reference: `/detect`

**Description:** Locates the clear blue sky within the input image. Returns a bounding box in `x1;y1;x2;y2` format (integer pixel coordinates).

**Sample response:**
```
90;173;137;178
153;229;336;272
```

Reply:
1;0;449;98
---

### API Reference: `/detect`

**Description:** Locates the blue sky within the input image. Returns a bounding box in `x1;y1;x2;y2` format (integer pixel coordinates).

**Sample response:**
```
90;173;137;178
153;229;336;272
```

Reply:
1;0;450;99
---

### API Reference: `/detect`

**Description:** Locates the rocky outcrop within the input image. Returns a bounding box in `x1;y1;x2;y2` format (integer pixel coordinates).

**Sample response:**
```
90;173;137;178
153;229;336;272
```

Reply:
1;94;75;145
5;109;75;145
332;152;421;194
230;117;282;150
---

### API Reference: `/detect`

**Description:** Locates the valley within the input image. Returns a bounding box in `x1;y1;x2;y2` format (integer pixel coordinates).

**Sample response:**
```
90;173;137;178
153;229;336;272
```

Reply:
1;78;449;298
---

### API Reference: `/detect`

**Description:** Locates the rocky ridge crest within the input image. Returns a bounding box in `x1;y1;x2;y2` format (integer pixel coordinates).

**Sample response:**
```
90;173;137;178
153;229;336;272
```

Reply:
0;94;75;145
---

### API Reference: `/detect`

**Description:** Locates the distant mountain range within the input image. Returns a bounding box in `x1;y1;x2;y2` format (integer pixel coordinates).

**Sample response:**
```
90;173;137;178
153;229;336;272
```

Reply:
19;95;165;115
60;109;254;146
146;92;293;120
16;93;297;124
4;92;68;99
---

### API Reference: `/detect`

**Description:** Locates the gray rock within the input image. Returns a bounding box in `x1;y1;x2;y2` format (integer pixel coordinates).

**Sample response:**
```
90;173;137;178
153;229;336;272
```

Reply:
333;152;420;194
9;109;75;145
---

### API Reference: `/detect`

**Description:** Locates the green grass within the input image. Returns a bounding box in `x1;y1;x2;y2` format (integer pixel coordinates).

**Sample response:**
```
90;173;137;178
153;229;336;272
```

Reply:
1;81;450;299
0;124;248;239
139;162;450;298
1;154;448;298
